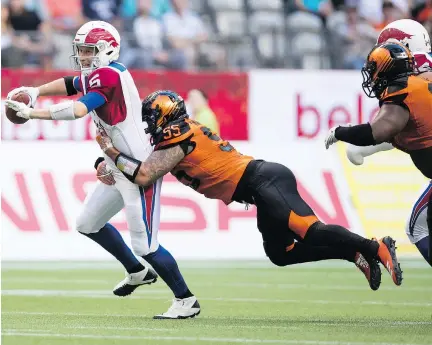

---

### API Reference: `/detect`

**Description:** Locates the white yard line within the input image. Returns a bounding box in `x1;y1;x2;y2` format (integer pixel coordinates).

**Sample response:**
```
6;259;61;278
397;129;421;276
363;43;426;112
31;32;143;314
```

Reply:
3;311;432;327
63;325;302;331
4;278;431;291
1;289;167;296
2;289;431;306
2;259;430;270
1;330;428;345
2;311;432;330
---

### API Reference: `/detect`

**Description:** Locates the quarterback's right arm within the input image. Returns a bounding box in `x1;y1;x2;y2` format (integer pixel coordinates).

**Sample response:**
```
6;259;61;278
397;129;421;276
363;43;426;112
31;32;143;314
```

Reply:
7;76;83;107
5;71;115;121
5;91;105;121
346;142;394;165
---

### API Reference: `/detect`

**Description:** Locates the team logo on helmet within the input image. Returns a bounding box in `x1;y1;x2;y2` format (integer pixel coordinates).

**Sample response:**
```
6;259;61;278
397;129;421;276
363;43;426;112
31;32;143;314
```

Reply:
378;28;414;45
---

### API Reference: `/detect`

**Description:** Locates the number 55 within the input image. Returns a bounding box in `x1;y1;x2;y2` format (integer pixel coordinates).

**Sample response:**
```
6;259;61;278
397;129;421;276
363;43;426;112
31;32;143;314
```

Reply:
163;125;181;139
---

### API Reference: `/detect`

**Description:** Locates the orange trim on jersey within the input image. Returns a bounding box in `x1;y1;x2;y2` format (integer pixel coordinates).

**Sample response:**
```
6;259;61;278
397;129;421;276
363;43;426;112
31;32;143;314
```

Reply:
288;211;319;239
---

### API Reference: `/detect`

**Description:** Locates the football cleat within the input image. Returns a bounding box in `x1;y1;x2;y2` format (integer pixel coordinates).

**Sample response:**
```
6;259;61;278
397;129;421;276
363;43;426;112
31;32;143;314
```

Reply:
375;236;403;286
113;266;158;297
153;296;200;319
354;252;381;291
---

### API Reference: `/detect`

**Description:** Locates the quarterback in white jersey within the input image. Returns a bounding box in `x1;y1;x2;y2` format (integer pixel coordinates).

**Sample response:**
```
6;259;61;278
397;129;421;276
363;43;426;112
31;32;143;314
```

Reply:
344;19;432;266
6;21;200;318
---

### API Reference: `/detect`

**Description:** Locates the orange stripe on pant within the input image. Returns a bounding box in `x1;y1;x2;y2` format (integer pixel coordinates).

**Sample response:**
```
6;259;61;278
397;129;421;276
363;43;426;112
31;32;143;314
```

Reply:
285;243;295;252
288;211;319;239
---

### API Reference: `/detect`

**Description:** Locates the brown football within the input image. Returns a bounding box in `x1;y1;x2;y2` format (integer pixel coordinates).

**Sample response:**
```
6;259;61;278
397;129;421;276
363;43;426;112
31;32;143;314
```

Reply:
5;92;32;124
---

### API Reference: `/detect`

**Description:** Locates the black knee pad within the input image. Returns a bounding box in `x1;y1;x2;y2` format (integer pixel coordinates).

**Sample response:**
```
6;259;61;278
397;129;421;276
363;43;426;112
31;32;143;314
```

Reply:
263;241;289;267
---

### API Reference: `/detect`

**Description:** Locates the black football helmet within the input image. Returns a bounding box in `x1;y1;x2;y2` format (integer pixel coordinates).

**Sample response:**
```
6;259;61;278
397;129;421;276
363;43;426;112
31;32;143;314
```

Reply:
142;90;187;136
361;40;414;98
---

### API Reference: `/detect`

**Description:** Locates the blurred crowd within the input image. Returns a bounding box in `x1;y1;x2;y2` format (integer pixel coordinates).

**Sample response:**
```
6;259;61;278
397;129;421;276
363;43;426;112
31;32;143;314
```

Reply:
1;0;431;71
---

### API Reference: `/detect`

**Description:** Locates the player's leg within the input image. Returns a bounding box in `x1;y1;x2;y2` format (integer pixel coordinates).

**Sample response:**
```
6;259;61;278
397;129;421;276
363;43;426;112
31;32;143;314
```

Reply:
75;182;156;281
257;206;356;264
115;176;199;319
257;202;381;290
406;182;432;266
251;161;401;286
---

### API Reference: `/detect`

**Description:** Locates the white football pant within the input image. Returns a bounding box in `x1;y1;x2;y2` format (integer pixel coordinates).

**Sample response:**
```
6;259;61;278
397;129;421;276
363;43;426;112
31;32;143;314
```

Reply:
406;181;432;244
75;169;162;256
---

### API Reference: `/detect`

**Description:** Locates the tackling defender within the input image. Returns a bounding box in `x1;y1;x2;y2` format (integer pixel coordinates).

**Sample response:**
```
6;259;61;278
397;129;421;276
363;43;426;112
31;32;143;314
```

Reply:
5;21;200;318
95;90;404;292
328;20;432;266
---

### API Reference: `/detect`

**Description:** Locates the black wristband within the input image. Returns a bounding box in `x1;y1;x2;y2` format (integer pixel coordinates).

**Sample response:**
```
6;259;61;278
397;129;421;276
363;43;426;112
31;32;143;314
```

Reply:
64;76;78;96
335;123;376;146
94;157;105;170
115;153;142;183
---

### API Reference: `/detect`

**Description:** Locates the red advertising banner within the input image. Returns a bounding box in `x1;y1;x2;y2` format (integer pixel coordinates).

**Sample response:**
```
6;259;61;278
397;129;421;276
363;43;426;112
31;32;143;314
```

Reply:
1;69;248;141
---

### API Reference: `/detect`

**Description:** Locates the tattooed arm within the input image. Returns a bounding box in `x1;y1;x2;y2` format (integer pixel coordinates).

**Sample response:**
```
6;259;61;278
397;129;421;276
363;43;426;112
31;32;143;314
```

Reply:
104;145;185;186
96;127;184;185
135;146;185;186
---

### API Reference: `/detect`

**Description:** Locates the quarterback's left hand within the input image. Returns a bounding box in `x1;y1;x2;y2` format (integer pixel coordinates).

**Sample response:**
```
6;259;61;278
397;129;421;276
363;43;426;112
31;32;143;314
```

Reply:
5;99;32;119
96;160;116;185
324;126;339;149
96;128;113;153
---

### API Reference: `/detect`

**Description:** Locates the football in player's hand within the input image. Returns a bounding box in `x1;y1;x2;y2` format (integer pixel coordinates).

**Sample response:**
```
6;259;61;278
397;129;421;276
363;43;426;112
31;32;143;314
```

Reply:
5;92;31;124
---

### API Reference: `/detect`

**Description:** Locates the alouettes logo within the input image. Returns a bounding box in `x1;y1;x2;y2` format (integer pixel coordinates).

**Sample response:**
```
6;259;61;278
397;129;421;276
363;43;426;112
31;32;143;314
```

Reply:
378;28;414;47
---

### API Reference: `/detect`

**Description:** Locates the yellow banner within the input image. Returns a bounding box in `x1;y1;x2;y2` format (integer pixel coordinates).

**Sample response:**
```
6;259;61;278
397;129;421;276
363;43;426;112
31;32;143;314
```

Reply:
337;143;428;255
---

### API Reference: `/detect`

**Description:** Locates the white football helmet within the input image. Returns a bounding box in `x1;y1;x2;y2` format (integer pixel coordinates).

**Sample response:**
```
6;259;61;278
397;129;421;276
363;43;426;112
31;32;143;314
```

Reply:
70;21;121;76
377;19;432;72
377;19;431;53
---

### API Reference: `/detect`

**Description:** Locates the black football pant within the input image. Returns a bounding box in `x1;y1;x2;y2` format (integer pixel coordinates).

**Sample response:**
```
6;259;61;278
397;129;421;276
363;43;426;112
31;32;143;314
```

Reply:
232;160;379;266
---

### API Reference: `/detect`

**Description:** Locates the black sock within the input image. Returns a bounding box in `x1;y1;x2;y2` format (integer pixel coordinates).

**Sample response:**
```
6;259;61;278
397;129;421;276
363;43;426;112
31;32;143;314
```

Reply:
129;263;146;274
304;222;379;258
80;223;144;274
144;245;192;299
177;289;194;299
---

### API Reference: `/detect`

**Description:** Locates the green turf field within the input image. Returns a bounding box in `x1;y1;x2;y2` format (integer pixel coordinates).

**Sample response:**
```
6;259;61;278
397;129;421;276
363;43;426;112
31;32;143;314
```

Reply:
1;260;431;345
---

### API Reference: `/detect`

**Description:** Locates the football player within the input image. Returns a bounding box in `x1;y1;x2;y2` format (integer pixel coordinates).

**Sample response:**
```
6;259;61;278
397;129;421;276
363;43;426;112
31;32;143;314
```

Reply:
95;90;404;292
325;38;432;266
5;21;200;319
344;19;432;266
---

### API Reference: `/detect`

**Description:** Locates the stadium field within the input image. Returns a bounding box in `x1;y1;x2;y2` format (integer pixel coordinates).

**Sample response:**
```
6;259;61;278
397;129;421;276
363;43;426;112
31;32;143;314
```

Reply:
2;260;431;345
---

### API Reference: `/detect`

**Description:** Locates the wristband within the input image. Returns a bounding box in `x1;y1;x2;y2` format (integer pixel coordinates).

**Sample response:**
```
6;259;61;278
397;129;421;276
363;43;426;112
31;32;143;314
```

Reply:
335;123;376;146
115;153;142;182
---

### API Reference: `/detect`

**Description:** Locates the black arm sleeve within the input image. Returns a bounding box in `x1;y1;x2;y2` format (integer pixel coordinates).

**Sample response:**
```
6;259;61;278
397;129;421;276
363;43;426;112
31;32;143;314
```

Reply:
335;123;376;146
64;76;78;96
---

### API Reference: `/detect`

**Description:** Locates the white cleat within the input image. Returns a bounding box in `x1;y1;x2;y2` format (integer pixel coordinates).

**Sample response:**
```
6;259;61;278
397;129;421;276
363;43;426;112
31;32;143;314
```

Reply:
113;266;158;297
153;296;201;319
